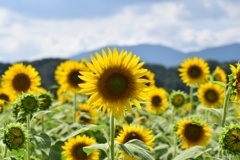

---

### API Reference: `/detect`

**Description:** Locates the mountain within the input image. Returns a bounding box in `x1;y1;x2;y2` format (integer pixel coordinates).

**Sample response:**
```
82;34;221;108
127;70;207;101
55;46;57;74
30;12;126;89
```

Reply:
71;43;240;67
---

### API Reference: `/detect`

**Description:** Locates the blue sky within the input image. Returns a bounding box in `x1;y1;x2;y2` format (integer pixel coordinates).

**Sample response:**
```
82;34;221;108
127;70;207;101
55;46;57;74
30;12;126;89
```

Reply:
0;0;240;62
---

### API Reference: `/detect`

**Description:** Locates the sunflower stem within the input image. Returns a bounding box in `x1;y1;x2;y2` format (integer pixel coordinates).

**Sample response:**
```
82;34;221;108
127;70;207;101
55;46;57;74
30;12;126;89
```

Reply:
171;106;177;157
110;111;115;160
42;114;44;132
221;88;231;127
2;144;8;158
27;114;31;160
73;92;77;122
189;85;194;115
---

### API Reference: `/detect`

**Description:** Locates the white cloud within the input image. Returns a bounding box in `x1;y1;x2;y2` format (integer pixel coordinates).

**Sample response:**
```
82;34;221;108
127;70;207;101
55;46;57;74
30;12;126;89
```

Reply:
0;0;240;62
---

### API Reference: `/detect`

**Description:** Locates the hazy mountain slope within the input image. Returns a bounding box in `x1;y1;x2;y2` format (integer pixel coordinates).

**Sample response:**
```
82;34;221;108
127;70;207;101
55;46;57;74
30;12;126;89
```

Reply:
70;43;240;67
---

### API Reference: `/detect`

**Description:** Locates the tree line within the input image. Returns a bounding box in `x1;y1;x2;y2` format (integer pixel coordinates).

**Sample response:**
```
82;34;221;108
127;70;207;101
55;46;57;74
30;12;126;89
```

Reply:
0;58;237;95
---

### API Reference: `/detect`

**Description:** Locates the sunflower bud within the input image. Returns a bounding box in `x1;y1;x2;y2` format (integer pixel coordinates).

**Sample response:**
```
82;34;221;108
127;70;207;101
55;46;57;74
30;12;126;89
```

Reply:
38;91;53;110
3;123;27;151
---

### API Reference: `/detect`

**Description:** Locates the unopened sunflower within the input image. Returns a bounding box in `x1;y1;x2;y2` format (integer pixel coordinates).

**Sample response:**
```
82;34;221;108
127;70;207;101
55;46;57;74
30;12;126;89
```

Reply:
116;124;154;160
146;87;168;114
79;48;149;119
228;63;240;101
212;66;227;84
62;135;99;160
1;63;41;100
38;91;54;110
219;124;240;155
176;118;211;149
198;82;225;108
3;123;27;151
179;57;210;86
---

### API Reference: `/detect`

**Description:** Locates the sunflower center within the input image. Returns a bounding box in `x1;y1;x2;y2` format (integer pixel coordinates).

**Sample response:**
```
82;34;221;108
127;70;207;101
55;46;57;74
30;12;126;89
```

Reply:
123;132;142;143
184;123;203;142
68;70;83;88
151;95;161;107
172;95;184;107
12;73;31;92
99;67;133;99
73;144;88;159
0;93;9;101
204;89;218;103
188;66;202;79
7;128;24;149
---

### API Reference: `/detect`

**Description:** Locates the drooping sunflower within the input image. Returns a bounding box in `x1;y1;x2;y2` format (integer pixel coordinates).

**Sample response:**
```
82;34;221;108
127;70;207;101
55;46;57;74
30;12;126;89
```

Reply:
3;122;27;151
145;87;168;114
141;69;155;87
219;124;240;155
79;48;149;119
176;118;211;149
58;60;89;93
179;57;210;86
38;91;54;110
1;63;41;100
198;82;225;108
169;90;188;109
228;63;240;101
212;66;227;84
62;135;99;160
116;124;154;160
75;103;98;124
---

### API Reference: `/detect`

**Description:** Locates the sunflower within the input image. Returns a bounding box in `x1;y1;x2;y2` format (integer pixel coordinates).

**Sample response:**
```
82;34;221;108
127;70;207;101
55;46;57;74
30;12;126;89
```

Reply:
228;63;240;101
1;63;41;100
116;124;154;160
198;82;225;108
3;122;27;151
62;135;99;160
212;66;227;84
141;69;155;87
55;60;71;84
179;57;210;86
176;118;211;149
169;90;188;109
219;124;240;155
79;48;149;119
38;91;54;110
58;60;89;93
145;87;168;114
0;88;15;108
75;103;98;124
57;86;73;103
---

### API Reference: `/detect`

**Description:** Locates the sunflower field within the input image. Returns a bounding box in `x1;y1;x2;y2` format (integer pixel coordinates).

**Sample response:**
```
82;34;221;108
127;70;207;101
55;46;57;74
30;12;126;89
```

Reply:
0;47;240;160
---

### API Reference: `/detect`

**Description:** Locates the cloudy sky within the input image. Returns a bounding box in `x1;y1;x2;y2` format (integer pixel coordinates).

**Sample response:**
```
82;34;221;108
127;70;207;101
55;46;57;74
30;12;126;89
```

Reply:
0;0;240;62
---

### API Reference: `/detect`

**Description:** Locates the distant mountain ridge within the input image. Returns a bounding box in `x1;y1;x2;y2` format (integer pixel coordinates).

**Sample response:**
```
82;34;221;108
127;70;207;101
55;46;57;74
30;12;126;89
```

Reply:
70;43;240;67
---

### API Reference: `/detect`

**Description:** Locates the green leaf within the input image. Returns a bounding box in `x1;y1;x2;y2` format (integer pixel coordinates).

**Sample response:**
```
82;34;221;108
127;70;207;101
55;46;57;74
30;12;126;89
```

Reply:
209;81;226;88
49;141;64;160
33;133;51;149
173;146;212;160
62;124;105;141
83;143;109;156
32;110;51;119
118;139;154;160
